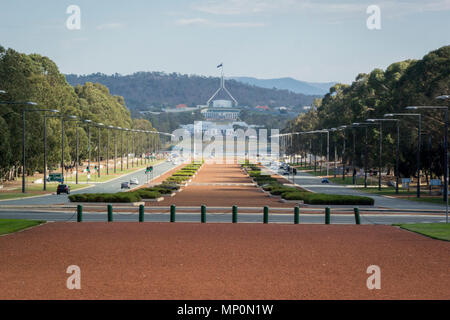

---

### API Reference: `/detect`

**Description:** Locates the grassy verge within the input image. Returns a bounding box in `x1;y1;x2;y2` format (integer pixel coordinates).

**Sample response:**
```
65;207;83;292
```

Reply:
0;219;45;236
395;223;450;241
64;160;163;183
0;184;90;201
353;187;446;205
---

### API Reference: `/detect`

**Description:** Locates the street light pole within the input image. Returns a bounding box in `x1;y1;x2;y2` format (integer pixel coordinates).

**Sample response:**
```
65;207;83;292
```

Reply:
367;119;400;192
407;101;449;223
339;126;347;181
386;112;422;197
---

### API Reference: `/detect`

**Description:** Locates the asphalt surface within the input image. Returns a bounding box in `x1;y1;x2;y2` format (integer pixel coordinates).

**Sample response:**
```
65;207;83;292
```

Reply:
0;161;177;206
276;168;448;210
0;209;446;224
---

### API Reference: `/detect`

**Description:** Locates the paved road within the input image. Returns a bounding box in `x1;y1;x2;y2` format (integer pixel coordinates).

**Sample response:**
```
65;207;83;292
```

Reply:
275;168;448;210
0;161;177;206
0;209;445;224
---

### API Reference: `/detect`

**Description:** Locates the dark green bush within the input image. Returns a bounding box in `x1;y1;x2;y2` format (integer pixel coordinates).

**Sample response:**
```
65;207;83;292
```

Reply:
269;187;299;196
146;187;172;194
69;192;142;203
133;189;161;199
282;192;374;205
159;183;180;191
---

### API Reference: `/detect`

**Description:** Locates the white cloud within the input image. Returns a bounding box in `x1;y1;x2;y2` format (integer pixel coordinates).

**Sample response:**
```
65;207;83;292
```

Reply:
175;18;264;28
176;18;210;26
96;23;125;30
193;0;450;16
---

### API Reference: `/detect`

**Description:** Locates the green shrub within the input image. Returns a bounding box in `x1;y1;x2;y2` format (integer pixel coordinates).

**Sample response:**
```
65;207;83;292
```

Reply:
270;187;299;196
159;183;180;191
146;187;172;194
133;190;161;199
69;192;142;203
166;176;190;183
282;192;374;205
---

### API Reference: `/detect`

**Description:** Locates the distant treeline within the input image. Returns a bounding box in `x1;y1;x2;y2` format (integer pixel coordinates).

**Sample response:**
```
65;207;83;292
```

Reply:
65;72;318;109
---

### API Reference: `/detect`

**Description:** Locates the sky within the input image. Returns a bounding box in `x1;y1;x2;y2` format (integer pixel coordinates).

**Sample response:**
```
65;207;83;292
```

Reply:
0;0;449;84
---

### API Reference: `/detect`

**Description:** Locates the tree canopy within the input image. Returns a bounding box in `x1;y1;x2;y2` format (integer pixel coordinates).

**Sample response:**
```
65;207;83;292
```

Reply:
286;45;450;179
0;46;158;181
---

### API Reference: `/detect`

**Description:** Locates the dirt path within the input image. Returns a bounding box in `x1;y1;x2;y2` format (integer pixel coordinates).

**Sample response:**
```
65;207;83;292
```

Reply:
0;223;449;300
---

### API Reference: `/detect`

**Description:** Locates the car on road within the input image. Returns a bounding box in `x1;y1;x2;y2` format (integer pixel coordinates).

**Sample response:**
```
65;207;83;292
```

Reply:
130;178;139;185
321;178;330;184
121;182;131;189
56;184;70;195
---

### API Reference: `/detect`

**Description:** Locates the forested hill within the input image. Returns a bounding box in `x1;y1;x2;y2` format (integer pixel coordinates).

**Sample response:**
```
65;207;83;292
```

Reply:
65;72;318;109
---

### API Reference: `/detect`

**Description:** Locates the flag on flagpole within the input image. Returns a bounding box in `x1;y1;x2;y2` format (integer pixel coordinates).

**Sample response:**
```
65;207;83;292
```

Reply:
217;63;223;68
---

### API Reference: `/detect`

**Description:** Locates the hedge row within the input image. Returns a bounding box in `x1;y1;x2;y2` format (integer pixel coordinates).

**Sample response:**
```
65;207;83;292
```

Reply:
163;162;202;185
69;193;142;203
68;182;181;203
283;192;375;205
243;161;374;205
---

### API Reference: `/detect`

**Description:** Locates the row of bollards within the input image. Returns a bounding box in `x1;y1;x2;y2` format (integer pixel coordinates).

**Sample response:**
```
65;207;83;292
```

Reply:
76;204;362;225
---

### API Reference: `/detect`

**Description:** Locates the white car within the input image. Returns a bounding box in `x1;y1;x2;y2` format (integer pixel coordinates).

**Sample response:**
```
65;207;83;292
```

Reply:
130;178;139;185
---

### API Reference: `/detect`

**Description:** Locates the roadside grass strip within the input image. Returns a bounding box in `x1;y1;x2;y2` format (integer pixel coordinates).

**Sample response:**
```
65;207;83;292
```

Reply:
395;223;450;241
0;219;46;236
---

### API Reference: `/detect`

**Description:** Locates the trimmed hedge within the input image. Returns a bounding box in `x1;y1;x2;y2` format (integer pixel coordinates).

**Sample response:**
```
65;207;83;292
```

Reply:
282;192;374;205
133;189;161;199
269;187;299;196
159;182;180;191
166;176;191;183
69;193;141;203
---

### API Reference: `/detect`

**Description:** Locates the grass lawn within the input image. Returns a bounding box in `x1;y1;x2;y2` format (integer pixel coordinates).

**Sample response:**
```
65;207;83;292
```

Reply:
0;184;90;201
0;219;45;236
396;223;450;241
64;160;163;184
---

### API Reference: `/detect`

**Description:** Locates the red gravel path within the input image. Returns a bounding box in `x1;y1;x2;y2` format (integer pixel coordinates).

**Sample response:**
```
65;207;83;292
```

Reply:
152;164;296;207
0;223;449;300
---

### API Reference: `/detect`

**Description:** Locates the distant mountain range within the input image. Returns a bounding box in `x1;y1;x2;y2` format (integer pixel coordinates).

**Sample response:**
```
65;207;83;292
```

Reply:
230;77;336;96
65;72;319;110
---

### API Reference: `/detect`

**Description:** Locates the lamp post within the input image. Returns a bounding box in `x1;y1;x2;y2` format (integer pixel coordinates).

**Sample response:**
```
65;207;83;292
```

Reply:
338;126;348;181
61;115;78;184
113;127;118;174
118;127;124;172
126;128;130;169
97;123;104;178
366;118;399;192
0;101;57;193
373;117;401;194
353;122;378;189
407;103;448;223
83;120;93;182
74;119;92;185
366;120;384;191
43;112;61;190
385;112;422;198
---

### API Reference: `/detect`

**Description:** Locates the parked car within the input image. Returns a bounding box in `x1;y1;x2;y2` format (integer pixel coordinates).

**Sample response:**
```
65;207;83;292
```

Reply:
56;184;70;195
130;178;139;185
121;182;131;189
